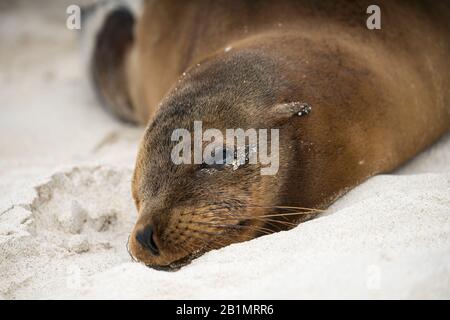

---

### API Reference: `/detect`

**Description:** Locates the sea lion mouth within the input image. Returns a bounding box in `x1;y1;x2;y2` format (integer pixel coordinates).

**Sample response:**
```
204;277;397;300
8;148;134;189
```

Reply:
145;249;206;271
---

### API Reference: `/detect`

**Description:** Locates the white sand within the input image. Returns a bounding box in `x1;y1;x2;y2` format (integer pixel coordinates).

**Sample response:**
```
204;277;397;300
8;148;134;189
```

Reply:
0;1;449;300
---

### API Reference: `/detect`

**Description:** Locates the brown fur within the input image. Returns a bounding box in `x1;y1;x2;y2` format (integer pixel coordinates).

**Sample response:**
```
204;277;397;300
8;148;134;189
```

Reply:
93;0;450;269
92;6;137;123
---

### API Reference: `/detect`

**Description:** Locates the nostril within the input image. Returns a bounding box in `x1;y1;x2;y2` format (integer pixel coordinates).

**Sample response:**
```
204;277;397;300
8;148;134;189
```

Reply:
149;231;159;255
136;225;160;255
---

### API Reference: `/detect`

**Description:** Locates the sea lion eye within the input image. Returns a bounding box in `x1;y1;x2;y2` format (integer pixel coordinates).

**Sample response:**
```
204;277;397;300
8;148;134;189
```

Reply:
202;146;234;168
230;145;254;170
219;147;235;165
200;144;256;173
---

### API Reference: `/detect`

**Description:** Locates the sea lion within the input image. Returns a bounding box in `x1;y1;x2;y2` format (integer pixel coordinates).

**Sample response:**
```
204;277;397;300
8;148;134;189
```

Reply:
89;0;450;269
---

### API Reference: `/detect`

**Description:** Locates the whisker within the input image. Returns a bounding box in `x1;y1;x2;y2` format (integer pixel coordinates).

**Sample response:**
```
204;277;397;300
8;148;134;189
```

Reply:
193;208;320;219
188;231;230;251
233;211;319;219
188;234;220;252
186;223;266;249
169;203;323;259
178;242;194;256
248;205;325;213
189;221;274;236
126;235;138;262
185;226;227;237
213;215;299;227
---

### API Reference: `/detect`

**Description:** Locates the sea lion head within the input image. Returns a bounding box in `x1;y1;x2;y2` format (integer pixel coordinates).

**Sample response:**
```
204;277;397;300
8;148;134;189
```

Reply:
128;52;311;270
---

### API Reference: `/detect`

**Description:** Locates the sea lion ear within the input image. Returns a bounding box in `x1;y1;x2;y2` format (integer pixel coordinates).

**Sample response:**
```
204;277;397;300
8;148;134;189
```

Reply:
271;102;312;123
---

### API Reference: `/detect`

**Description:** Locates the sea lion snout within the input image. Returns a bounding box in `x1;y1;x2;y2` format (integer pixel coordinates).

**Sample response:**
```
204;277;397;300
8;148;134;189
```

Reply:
129;222;178;269
128;203;270;270
128;209;184;268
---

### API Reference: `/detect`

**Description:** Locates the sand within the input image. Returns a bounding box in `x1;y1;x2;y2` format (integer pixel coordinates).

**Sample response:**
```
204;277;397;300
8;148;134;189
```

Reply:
0;1;449;300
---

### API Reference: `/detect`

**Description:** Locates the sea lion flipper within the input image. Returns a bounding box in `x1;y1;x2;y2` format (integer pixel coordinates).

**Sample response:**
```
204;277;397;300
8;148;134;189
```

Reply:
90;5;138;124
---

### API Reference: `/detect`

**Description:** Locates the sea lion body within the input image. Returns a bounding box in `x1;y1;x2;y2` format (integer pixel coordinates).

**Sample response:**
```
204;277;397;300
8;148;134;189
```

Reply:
91;0;450;268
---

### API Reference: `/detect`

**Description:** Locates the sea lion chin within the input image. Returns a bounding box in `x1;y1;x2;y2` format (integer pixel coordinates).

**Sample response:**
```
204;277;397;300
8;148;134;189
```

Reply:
90;0;450;268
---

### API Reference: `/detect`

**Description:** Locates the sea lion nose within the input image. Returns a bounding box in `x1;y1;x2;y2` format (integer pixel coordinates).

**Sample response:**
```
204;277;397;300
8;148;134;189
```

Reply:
135;225;160;255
